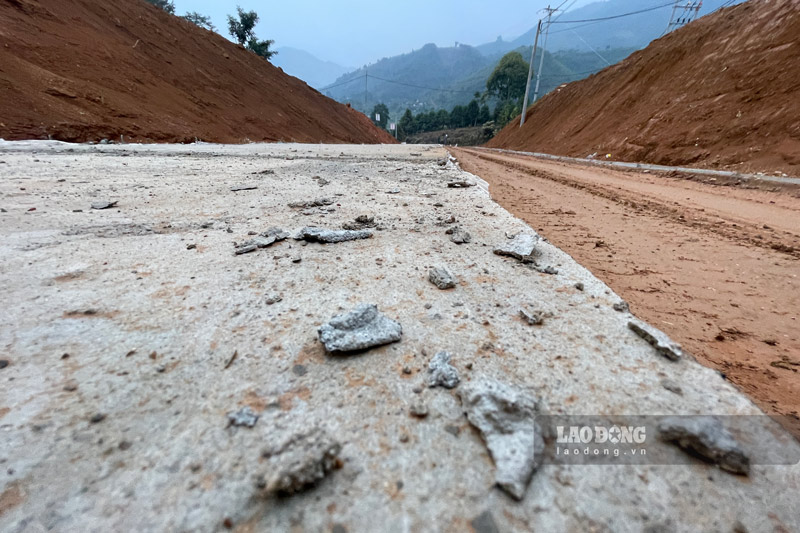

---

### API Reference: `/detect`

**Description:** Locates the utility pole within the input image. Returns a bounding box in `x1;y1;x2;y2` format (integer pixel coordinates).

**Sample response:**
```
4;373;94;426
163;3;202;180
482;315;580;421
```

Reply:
666;0;703;33
532;5;557;105
520;19;542;127
364;68;368;114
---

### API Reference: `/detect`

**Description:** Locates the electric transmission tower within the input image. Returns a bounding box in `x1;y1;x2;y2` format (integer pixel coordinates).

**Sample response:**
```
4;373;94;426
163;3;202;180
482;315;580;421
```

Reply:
666;0;703;33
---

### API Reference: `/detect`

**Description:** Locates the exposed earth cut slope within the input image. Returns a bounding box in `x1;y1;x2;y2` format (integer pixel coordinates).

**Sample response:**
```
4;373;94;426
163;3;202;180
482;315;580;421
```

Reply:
489;0;800;175
0;0;395;144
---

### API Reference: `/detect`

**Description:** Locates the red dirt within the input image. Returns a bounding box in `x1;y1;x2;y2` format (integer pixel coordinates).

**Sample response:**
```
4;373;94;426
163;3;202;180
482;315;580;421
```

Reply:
0;0;395;144
489;0;800;176
454;147;800;438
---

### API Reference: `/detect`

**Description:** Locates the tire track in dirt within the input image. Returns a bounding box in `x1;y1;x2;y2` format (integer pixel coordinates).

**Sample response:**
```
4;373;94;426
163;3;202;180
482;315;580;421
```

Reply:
453;147;800;438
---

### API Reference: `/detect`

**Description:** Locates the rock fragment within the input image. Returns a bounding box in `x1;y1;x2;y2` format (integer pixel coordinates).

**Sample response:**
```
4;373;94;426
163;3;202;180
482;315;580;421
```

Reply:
447;180;475;188
230;184;258;191
258;428;342;495
494;234;539;262
613;300;631;313
297;227;373;244
318;304;402;353
288;198;333;209
265;294;282;305
90;200;118;210
235;227;290;255
448;226;472;244
658;416;750;475
342;215;376;231
428;351;460;389
628;319;684;361
519;308;551;326
227;406;259;428
458;379;543;500
409;402;429;418
428;266;457;290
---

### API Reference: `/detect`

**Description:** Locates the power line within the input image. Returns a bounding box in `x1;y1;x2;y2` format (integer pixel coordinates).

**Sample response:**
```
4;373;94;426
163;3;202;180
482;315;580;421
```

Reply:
550;1;676;24
320;72;476;95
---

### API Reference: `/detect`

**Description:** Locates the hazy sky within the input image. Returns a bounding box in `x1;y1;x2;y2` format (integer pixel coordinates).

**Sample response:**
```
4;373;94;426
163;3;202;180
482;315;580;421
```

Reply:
173;0;595;67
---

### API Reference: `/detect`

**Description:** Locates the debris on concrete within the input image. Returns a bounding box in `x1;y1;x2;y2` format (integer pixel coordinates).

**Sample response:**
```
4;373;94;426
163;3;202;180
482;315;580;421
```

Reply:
186;243;196;250
235;227;290;255
613;300;631;313
90;200;118;210
0;359;9;369
252;169;275;175
230;184;258;192
575;282;585;291
258;428;342;496
458;379;543;500
628;319;685;361
318;304;402;353
288;198;333;209
297;227;373;244
535;265;559;275
266;294;282;305
470;510;500;533
494;234;539;262
312;176;330;186
428;266;457;290
409;402;429;418
661;379;683;395
519;308;552;326
227;406;259;428
447;226;472;244
447;180;475;188
89;413;106;424
342;215;376;231
658;416;750;475
428;351;460;389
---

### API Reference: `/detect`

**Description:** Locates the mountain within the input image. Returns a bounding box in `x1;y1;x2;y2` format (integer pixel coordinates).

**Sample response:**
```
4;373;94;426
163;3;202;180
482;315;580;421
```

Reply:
477;0;747;58
272;47;352;89
489;0;800;175
323;42;636;121
0;0;394;144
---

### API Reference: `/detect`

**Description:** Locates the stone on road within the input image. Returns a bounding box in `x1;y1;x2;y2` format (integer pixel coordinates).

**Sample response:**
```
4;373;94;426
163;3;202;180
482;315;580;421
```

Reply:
318;304;402;353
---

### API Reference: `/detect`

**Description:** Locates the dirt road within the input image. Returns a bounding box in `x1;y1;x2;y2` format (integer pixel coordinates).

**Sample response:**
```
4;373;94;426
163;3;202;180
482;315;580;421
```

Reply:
453;147;800;436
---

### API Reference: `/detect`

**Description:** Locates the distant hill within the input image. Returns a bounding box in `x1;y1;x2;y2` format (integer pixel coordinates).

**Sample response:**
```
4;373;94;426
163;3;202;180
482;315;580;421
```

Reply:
478;0;747;58
323;42;636;121
272;47;352;89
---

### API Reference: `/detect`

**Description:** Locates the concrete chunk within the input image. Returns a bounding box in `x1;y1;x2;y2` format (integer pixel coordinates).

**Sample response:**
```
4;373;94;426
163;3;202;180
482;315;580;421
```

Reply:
318;304;402;353
628;319;684;361
428;351;460;389
658;417;750;475
458;379;543;500
494;234;539;262
298;227;373;244
260;428;342;495
288;198;333;208
428;266;457;290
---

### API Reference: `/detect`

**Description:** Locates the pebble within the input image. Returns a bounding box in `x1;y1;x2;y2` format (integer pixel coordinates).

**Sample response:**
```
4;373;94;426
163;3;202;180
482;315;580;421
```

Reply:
227;406;259;428
428;266;457;290
628;319;684;361
428;351;460;389
493;234;539;262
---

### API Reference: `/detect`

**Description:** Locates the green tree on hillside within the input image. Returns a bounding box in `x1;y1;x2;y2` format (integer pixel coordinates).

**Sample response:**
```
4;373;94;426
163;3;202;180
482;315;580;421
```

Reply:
486;51;528;102
146;0;175;14
371;103;390;129
227;6;277;61
183;12;215;31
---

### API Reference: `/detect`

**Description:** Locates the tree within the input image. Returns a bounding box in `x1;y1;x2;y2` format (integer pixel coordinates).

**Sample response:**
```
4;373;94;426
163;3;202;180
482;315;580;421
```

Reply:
146;0;175;14
227;6;277;60
486;51;528;102
371;103;389;129
399;109;414;140
183;12;215;31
